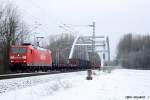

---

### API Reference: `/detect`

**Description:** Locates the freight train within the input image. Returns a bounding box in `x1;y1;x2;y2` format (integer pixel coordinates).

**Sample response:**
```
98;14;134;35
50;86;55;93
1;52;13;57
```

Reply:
9;43;100;72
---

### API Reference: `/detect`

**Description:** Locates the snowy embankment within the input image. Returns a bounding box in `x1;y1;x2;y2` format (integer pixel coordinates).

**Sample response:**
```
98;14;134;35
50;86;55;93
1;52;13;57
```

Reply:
0;68;150;100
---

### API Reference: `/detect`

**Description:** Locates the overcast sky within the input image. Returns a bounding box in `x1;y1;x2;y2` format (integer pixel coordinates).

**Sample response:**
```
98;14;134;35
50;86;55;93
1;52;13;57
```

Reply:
1;0;150;59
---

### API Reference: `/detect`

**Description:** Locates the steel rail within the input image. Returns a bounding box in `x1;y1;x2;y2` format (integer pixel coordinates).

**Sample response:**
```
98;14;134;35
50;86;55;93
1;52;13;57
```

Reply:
0;69;89;80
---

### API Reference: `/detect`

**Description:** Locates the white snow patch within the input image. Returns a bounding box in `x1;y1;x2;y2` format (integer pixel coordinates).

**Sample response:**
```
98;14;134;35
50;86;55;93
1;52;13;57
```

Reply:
0;69;150;100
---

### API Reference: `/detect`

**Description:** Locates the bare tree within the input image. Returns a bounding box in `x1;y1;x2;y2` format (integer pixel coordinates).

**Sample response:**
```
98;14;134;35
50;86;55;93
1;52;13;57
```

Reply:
0;3;29;74
47;33;75;64
117;33;150;69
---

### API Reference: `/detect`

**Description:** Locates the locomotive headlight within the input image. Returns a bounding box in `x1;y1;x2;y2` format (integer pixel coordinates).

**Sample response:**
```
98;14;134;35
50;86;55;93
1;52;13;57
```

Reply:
10;60;14;62
10;56;14;59
22;56;26;59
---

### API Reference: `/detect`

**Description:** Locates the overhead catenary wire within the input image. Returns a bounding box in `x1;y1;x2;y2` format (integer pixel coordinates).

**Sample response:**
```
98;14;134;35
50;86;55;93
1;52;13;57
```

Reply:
14;0;53;35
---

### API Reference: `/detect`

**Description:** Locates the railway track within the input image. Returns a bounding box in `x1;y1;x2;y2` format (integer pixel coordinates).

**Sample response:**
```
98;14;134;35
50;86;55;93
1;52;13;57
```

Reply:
0;71;62;80
0;69;89;80
0;66;114;80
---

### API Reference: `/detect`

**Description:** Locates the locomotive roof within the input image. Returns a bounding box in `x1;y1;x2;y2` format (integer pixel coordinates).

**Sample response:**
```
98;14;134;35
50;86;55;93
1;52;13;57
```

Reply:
34;46;48;51
32;46;51;53
11;45;51;52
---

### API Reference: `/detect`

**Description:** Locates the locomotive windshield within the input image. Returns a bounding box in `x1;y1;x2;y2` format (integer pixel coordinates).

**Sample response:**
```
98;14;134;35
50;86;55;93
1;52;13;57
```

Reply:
11;47;26;54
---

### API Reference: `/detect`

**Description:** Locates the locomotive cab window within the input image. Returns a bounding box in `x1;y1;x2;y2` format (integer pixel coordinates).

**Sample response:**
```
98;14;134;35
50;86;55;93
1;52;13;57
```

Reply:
11;47;27;54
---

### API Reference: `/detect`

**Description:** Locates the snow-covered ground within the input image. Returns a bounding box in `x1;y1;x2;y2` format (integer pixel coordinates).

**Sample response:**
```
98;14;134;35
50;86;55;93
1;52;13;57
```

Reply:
0;68;150;100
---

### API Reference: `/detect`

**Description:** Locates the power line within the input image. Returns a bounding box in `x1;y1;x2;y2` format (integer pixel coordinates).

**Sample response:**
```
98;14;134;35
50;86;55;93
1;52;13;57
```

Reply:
16;0;52;34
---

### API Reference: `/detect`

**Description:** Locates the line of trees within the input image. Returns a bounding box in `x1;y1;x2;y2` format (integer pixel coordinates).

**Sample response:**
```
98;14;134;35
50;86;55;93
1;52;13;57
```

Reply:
0;3;29;74
47;33;75;64
47;33;101;65
117;33;150;69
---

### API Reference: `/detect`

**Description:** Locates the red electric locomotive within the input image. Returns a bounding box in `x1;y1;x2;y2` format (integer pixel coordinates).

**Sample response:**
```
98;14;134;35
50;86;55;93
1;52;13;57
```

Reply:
9;43;52;72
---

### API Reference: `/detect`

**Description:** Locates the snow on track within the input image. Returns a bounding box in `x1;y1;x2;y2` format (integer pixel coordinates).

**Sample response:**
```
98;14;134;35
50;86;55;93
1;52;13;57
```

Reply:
0;69;150;100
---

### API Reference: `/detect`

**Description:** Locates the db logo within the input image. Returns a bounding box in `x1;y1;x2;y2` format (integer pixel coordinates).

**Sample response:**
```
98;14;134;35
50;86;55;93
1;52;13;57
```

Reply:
40;55;46;60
